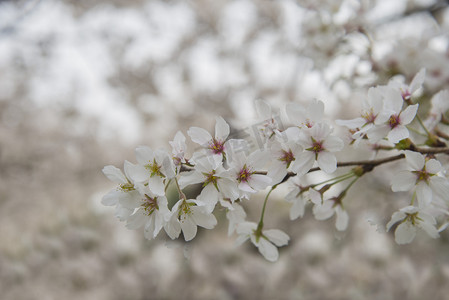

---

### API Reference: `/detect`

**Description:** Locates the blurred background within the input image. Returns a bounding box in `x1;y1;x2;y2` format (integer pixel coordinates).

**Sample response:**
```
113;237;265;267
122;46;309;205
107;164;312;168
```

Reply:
1;0;449;299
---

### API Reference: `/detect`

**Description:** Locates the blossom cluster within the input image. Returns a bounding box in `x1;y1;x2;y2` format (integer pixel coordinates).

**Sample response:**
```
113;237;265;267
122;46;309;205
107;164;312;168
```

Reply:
102;70;449;261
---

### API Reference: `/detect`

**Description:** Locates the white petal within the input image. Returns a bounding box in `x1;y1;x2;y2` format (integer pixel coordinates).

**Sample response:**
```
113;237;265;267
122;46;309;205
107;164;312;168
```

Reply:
258;239;279;262
191;207;217;229
102;190;120;206
409;68;426;94
135;146;154;166
311;123;331;141
387;126;409;144
395;222;416;244
418;221;439;239
178;170;204;188
249;174;272;190
391;171;416;192
239;182;256;193
180;216;198;241
197;184;219;212
404;150;425;170
323;136;344;152
309;189;322;205
187;127;212;146
429;177;449;200
255;99;272;120
126;210;147;230
102;165;126;184
290;198;305;220
291;151;315;176
386;211;406;231
317;151;337;174
416;181;432;207
124;161;148;182
425;159;442;174
313;201;334;220
148;176;165;196
263;229;290;246
367;125;389;142
267;161;287;184
217;178;240;201
215;116;230;140
400;104;418;125
335;117;365;129
335;206;349;231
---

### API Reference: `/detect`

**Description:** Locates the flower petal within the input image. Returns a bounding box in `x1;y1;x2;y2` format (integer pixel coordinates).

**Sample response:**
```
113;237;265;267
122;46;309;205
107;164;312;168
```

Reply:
404;150;425;170
391;171;416;192
400;104;418;125
103;165;126;184
395;222;416;244
387;126;409;144
257;239;279;262
188;127;212;146
317;151;337;174
215;116;230;140
264;229;290;247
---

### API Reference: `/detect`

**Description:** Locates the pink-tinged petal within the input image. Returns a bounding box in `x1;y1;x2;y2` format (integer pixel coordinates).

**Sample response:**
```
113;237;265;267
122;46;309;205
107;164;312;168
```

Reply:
335;206;349;231
148;176;165;196
187;127;212;146
395;222;416;244
409;68;426;94
387;126;409;144
191;206;217;229
103;165;126;184
416;181;432;208
249;174;272;190
323;136;344;152
102;190;120;206
391;171;416;192
317;151;337;174
257;239;279;262
335;118;366;129
124;161;148;183
180;216;197;241
404;150;425;170
290;198;305;220
135;146;154;166
400;104;418;125
264;229;289;246
291;151;315;176
425;159;442;174
255;99;272;120
215;116;230;140
429;177;449;200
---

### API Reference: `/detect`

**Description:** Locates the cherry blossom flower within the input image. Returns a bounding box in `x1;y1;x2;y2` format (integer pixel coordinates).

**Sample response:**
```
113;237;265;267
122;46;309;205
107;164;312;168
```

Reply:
391;150;449;207
388;68;425;101
125;183;170;240
187;116;232;161
169;131;188;171
164;199;217;242
128;146;176;196
227;150;272;199
312;195;349;231
369;88;418;144
267;139;303;184
254;99;283;144
293;123;344;175
178;155;239;212
386;206;439;244
102;163;142;221
425;90;449;130
285;177;314;220
235;222;290;262
336;87;384;144
225;202;247;236
286;99;324;129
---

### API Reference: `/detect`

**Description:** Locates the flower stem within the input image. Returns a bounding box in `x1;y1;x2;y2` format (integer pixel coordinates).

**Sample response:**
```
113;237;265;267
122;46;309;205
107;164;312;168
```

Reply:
256;187;275;234
174;177;187;200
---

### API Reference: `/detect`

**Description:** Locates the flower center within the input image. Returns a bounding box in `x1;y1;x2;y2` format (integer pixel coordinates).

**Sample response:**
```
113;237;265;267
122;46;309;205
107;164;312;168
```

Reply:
145;159;163;177
413;170;430;183
388;114;400;129
142;194;159;215
119;182;135;192
279;149;295;168
209;138;225;154
203;170;218;187
401;90;411;100
404;212;420;226
238;164;254;183
362;109;376;123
